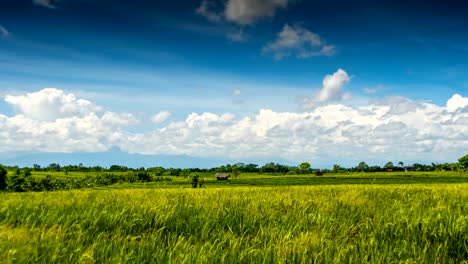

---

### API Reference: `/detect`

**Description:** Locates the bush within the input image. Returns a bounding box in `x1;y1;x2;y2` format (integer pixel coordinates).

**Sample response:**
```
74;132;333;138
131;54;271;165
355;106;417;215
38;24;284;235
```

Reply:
0;165;7;191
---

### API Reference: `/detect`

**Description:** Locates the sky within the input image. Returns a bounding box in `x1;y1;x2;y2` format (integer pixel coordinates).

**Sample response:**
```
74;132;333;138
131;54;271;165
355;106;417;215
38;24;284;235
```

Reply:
0;0;467;168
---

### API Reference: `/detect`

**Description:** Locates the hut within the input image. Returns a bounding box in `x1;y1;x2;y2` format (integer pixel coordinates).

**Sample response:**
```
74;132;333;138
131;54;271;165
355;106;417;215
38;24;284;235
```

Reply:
216;173;231;181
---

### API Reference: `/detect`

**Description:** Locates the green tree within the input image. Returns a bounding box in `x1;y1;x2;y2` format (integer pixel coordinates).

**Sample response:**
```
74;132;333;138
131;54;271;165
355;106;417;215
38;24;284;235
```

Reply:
181;169;191;178
191;174;199;188
232;164;239;178
398;161;404;167
332;164;341;173
384;162;394;170
298;162;311;174
356;161;369;172
459;154;468;171
23;168;32;177
33;164;41;171
0;165;7;191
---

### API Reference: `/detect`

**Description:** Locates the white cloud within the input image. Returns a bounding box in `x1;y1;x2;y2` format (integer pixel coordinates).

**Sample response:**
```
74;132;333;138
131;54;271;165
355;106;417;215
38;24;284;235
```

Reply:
0;88;137;153
301;69;351;109
446;94;468;112
151;111;171;123
262;24;335;60
0;25;10;38
33;0;57;9
5;88;102;121
1;88;467;165
118;96;468;163
196;0;223;23
197;0;292;26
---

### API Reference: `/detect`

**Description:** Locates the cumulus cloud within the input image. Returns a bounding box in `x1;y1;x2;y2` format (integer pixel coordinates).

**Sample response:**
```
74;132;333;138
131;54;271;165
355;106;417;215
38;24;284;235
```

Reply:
33;0;58;9
0;88;137;153
5;88;102;121
0;25;10;38
301;69;351;109
151;111;171;123
196;0;293;25
262;24;335;60
0;88;467;164
118;97;468;163
446;94;468;112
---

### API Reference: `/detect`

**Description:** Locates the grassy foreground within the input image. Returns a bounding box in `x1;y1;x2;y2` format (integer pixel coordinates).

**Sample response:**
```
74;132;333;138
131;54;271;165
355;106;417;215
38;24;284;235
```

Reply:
1;184;468;263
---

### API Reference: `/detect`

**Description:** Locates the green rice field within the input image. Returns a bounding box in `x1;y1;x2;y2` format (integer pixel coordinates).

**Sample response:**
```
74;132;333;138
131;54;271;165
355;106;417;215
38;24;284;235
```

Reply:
1;173;468;263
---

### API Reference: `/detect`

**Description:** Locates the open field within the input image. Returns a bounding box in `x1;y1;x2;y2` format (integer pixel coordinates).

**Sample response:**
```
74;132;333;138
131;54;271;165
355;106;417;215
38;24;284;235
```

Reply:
1;182;468;263
10;170;468;189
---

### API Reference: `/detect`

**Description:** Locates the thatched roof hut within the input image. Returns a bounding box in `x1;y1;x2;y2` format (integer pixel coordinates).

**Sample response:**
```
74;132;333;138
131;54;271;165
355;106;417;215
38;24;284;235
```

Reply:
215;173;230;180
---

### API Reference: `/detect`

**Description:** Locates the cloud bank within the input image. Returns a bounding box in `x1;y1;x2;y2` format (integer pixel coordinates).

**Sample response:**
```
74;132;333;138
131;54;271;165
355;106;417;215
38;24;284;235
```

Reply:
1;88;467;164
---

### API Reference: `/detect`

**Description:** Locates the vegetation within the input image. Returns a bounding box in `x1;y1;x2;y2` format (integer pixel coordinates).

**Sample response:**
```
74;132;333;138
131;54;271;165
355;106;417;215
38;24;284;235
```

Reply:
0;184;467;263
0;155;466;262
0;166;7;191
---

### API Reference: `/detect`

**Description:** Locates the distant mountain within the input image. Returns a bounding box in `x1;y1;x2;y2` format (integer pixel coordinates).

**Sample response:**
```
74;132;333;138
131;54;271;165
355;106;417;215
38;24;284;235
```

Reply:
0;147;293;168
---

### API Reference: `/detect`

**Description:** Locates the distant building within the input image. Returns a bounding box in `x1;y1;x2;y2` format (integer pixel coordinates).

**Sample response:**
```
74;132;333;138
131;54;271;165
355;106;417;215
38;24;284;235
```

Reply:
216;173;230;180
404;166;416;172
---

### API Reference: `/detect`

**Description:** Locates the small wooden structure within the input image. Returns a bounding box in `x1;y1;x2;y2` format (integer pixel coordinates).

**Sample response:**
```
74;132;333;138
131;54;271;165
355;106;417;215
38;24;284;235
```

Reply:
216;173;231;181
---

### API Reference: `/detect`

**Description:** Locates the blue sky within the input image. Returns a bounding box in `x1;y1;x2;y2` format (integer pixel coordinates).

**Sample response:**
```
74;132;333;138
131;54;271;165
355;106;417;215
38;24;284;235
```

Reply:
0;0;467;168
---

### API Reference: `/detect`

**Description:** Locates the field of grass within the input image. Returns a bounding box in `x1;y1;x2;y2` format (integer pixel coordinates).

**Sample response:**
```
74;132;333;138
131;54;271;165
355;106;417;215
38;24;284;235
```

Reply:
1;182;468;263
17;170;468;188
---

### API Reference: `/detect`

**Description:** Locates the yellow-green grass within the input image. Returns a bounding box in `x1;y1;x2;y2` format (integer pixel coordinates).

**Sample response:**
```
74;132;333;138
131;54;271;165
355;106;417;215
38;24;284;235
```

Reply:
1;184;467;263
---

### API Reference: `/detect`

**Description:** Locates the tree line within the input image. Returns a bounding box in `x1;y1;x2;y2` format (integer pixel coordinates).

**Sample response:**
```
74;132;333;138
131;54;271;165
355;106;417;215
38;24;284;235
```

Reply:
1;154;467;192
4;154;466;176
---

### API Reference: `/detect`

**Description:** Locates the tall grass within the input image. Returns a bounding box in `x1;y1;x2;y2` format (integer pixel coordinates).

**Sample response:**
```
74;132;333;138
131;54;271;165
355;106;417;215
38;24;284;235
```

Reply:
0;184;467;263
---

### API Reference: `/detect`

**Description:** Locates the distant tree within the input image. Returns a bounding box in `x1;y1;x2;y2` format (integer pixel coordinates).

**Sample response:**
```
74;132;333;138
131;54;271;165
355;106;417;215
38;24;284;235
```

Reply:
33;164;41;171
181;169;191;178
413;163;424;171
148;166;165;176
384;162;394;170
23;168;32;177
332;164;341;173
298;162;311;174
369;166;382;172
0;165;7;191
244;163;259;173
458;154;468;171
261;162;277;173
191;174;200;188
450;163;461;172
47;163;61;171
398;161;404;167
216;165;227;173
356;161;369;172
136;171;151;182
232;164;239;178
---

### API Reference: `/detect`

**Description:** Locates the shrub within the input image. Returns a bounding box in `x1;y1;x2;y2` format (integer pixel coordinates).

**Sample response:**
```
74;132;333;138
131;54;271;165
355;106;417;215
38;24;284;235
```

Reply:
0;165;7;191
